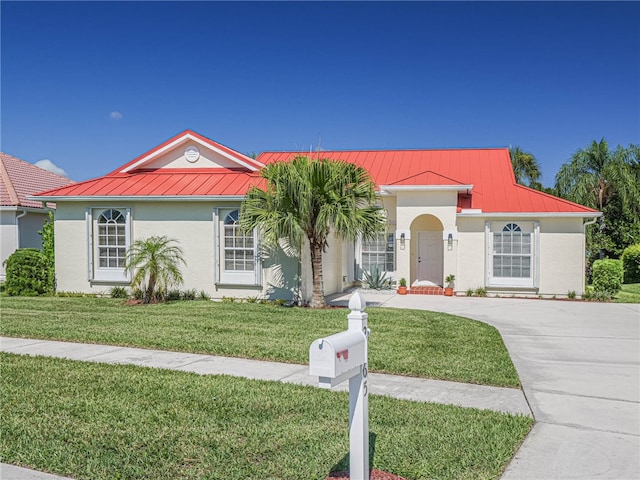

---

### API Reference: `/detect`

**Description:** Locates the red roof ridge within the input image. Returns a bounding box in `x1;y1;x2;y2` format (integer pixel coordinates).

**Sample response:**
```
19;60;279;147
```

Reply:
258;146;509;154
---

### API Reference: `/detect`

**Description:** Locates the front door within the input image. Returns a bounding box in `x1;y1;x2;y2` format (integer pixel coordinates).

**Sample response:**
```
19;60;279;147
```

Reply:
417;231;443;285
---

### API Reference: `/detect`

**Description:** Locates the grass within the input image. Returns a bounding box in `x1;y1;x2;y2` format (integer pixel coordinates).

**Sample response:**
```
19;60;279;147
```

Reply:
0;353;533;480
0;296;519;387
615;283;640;303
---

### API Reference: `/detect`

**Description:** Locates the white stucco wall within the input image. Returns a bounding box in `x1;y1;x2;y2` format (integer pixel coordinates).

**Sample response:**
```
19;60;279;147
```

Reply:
0;210;18;280
538;217;586;295
456;217;486;292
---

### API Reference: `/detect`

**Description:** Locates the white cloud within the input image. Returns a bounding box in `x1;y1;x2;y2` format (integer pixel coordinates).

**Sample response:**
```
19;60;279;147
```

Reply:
34;159;68;177
110;111;123;120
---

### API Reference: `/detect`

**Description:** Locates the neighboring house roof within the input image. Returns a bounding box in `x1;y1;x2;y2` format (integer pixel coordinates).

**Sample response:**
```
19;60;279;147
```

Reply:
32;130;598;216
0;152;74;208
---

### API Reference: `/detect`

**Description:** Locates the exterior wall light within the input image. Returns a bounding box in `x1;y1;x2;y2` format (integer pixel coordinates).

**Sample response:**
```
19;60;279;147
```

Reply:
400;233;405;250
447;233;453;251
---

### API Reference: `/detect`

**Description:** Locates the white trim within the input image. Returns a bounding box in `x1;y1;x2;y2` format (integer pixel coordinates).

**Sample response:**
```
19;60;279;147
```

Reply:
87;207;132;283
213;208;219;285
486;221;538;289
217;208;260;286
0;206;51;214
120;133;262;173
380;184;473;193
30;195;246;202
459;211;601;218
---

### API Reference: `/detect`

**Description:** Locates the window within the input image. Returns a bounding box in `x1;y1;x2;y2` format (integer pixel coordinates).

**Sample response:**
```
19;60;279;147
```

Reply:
487;221;539;288
97;209;127;268
216;208;260;285
223;210;255;271
88;208;131;283
361;233;395;274
493;223;531;278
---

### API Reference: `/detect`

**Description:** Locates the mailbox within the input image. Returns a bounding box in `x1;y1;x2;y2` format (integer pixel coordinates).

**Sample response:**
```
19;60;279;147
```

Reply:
309;330;366;388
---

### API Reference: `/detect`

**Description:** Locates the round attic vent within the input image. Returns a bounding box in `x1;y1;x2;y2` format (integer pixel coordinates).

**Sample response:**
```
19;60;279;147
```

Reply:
185;146;200;163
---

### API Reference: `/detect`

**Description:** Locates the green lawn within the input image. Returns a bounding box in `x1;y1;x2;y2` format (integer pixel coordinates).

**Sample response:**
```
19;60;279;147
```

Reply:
0;296;519;387
1;353;533;480
616;283;640;303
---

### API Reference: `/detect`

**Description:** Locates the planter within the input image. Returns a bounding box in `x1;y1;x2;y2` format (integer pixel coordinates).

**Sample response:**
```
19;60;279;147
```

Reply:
444;287;454;296
397;286;408;295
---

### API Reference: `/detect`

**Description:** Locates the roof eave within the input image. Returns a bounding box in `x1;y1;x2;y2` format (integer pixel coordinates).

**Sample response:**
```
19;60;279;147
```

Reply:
380;184;473;194
457;211;602;218
28;195;246;202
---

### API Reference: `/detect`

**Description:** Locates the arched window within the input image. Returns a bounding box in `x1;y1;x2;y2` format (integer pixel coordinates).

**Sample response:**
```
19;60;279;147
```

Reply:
97;209;127;268
223;210;255;272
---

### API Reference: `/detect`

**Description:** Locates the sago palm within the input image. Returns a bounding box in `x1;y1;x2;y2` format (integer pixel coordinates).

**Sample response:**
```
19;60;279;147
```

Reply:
240;156;386;308
124;235;186;304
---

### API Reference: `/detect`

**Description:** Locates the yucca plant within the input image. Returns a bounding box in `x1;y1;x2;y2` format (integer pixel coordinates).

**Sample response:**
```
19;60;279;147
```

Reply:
362;265;392;290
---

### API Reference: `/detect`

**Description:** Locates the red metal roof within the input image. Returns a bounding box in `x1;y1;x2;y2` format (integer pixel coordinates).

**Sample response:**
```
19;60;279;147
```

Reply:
257;149;598;214
1;152;74;208
33;132;597;215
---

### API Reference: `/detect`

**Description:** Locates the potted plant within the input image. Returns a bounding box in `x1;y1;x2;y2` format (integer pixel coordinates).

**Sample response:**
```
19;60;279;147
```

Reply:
397;277;408;295
444;274;455;296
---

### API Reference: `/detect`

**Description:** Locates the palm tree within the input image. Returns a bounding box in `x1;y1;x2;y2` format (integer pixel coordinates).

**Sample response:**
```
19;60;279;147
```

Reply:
555;139;639;216
240;156;386;308
555;139;640;262
125;235;186;304
509;146;542;188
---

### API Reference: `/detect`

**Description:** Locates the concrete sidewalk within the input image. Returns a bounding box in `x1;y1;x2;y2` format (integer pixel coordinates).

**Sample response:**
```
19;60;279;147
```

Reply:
0;336;529;416
1;334;530;480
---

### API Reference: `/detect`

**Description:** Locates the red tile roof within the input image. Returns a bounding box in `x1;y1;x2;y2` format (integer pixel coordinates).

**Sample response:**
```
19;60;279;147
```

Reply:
1;152;74;208
33;131;598;215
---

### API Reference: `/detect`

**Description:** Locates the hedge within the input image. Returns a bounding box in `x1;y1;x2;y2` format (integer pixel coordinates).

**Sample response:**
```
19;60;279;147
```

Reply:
621;244;640;284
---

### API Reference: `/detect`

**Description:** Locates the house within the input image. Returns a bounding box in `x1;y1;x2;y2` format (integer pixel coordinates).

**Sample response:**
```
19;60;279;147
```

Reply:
1;152;74;281
31;130;600;299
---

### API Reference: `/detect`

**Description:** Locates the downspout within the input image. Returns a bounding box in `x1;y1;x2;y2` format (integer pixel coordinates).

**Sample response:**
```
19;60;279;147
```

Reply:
15;209;28;249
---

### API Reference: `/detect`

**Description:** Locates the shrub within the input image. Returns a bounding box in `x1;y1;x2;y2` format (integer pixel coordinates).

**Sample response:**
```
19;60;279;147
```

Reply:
166;289;182;301
182;289;197;301
3;248;51;296
245;296;259;303
474;287;487;297
38;211;55;291
466;288;474;297
567;290;576;300
198;290;211;301
110;286;128;299
221;296;236;303
621;244;640;284
591;259;623;296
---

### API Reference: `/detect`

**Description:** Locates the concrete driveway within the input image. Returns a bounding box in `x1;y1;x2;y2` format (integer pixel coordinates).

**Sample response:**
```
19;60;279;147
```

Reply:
379;294;640;479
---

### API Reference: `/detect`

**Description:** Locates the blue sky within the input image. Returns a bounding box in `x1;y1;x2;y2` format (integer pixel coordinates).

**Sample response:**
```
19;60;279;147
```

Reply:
2;1;639;186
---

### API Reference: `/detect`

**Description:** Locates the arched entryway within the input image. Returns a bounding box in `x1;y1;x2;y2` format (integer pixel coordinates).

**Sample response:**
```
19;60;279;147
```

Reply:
410;214;444;286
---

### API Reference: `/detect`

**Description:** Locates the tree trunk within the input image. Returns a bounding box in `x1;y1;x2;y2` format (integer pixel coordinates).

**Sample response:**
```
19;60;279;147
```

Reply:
309;238;326;308
143;274;156;304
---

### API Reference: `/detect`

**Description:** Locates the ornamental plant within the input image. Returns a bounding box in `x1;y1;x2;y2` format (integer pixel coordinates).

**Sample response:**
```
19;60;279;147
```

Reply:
591;259;623;296
3;248;51;296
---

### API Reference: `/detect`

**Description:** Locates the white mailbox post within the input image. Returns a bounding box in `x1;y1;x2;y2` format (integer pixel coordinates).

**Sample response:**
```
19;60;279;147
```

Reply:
309;292;370;480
